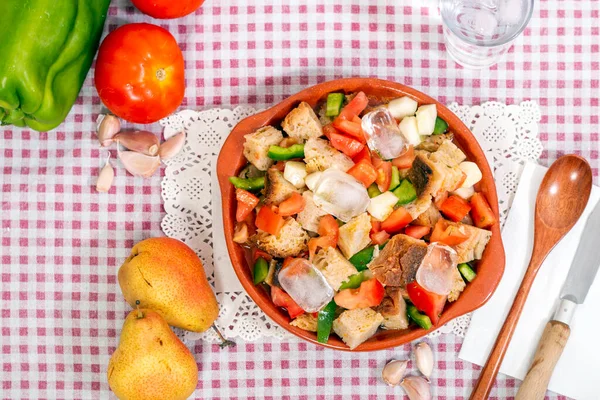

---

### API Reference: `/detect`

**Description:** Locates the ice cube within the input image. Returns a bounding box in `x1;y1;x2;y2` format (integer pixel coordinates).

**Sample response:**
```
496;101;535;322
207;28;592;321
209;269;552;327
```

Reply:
278;259;334;312
415;243;458;296
312;169;370;222
361;108;409;160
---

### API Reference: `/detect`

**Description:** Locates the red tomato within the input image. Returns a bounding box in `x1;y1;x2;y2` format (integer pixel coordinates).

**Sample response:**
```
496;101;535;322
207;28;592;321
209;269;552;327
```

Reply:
131;0;205;19
95;23;185;124
352;147;372;164
434;191;449;209
252;248;272;262
333;119;365;143
255;206;285;236
392;146;416;169
370;230;390;245
404;225;431;239
334;279;385;309
273;161;286;172
440;195;472;222
322;124;337;140
347;159;378;188
271;286;305;319
381;207;413;233
278;192;306;216
407;281;447;325
235;188;259;222
430;219;469;246
336;91;369;121
470;192;497;228
371;157;392;192
308;215;339;259
329;132;365;158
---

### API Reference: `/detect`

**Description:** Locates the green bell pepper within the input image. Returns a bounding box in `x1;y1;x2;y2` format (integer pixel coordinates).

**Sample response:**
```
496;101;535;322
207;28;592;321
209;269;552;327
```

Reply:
253;258;269;285
433;117;449;135
229;176;265;191
393;179;417;205
338;271;369;290
317;300;337;343
267;144;305;160
407;304;432;330
0;0;111;131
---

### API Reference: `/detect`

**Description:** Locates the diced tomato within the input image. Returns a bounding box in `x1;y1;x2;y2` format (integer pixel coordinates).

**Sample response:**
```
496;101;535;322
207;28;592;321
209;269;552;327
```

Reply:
236;188;260;222
470;192;497;228
371;156;392;192
429;219;469;246
407;281;447;325
352;147;371;164
279;137;300;148
329;132;365;158
322;124;338;140
335;91;369;121
347;159;378;187
370;230;389;245
334;278;385;310
255;206;285;236
278;192;306;216
381;207;413;233
308;215;339;259
333;119;365;143
434;191;449;209
440;195;472;222
370;218;382;234
392;146;416;169
273;161;286;172
252;248;272;262
271;286;305;319
404;225;431;239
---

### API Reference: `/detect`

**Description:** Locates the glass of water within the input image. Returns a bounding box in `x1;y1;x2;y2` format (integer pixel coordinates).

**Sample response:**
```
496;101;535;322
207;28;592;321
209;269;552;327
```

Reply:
440;0;535;69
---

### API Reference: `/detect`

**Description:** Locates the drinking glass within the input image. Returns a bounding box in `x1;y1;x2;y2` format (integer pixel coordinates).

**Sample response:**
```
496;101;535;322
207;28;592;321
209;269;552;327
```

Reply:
440;0;535;69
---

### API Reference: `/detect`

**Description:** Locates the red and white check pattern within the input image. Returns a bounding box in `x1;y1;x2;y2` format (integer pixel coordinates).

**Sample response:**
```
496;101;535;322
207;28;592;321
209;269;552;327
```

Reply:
1;0;597;398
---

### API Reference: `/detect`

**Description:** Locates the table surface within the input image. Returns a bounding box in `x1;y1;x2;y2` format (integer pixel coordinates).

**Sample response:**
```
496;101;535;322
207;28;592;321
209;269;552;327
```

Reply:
1;0;598;399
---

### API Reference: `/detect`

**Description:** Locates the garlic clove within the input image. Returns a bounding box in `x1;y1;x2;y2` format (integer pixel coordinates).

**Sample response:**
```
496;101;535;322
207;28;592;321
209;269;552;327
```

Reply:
96;114;121;147
400;376;432;400
414;342;434;378
158;131;186;160
118;150;161;178
96;155;115;192
113;131;160;156
381;359;408;387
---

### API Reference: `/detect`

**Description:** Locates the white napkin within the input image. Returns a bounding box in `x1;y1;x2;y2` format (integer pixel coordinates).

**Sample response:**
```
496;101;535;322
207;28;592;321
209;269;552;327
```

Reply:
459;162;600;400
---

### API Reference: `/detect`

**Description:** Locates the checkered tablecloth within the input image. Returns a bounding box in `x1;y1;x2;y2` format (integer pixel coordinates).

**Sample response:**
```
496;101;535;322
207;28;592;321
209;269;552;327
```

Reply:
1;0;597;399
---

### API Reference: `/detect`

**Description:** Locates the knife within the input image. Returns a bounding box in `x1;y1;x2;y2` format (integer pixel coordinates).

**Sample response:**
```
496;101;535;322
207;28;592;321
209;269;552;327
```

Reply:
516;200;600;400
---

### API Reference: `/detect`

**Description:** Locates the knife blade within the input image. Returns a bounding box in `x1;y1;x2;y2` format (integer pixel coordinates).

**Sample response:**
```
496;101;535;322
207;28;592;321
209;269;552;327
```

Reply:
560;199;600;305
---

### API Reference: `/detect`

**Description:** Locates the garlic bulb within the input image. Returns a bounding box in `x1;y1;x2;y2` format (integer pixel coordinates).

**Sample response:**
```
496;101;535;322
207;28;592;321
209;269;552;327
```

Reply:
96;114;121;147
118;150;161;178
381;359;408;387
414;342;434;378
159;131;186;160
95;155;114;193
400;376;432;400
113;131;160;156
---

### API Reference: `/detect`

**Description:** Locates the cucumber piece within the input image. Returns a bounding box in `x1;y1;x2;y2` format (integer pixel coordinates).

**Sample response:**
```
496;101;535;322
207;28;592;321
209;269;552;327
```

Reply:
367;183;382;198
253;257;269;284
389;166;400;191
433;117;449;135
393;179;417;204
325;93;345;117
458;263;477;283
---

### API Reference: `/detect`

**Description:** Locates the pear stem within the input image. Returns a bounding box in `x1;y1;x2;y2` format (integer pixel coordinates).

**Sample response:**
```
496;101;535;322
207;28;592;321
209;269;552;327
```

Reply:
212;324;235;348
135;300;143;319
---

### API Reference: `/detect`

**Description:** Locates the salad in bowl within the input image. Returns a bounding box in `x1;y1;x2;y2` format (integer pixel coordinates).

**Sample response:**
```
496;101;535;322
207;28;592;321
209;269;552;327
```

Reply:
218;79;504;351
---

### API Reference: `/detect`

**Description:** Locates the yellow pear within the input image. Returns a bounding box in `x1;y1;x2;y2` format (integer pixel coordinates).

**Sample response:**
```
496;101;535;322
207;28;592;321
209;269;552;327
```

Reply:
118;237;219;332
108;308;198;400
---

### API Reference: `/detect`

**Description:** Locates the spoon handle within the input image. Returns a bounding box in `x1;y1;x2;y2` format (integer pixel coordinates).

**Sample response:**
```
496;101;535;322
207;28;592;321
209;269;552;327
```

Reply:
470;254;545;400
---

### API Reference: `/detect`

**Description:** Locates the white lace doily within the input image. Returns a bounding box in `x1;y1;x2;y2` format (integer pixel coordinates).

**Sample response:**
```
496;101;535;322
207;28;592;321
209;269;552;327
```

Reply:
159;101;542;343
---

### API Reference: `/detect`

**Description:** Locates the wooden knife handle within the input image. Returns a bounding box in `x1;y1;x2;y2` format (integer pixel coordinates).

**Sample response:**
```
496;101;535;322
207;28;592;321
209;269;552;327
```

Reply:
515;321;570;400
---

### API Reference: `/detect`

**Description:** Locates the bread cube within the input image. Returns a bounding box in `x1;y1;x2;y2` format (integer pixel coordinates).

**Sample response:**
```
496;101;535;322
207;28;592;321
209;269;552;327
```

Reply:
243;126;284;171
337;212;372;259
313;247;358;291
252;218;309;258
332;308;384;349
281;102;323;140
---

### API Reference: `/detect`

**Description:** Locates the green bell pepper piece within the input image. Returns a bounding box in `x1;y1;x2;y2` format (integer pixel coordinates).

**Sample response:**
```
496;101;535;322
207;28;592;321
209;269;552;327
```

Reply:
317;300;337;343
267;144;305;160
458;263;477;283
325;93;345;117
433;117;449;135
407;304;432;330
253;258;269;285
339;271;368;290
229;176;265;191
349;246;375;271
0;0;111;131
367;184;382;198
393;179;417;204
389;166;400;191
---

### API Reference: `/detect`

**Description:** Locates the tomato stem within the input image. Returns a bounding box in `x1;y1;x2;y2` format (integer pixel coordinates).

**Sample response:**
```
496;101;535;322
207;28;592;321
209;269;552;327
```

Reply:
156;68;166;81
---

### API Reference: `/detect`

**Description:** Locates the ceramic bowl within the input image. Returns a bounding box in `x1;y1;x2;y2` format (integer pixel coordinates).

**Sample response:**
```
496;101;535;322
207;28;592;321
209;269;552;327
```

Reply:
217;78;505;351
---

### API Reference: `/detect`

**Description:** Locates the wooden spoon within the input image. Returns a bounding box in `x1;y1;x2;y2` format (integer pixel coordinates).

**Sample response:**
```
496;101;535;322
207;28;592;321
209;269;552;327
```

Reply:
470;155;592;400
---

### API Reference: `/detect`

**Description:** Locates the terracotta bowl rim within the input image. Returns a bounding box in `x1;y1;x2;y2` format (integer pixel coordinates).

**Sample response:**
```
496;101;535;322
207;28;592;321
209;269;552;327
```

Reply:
216;78;506;352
